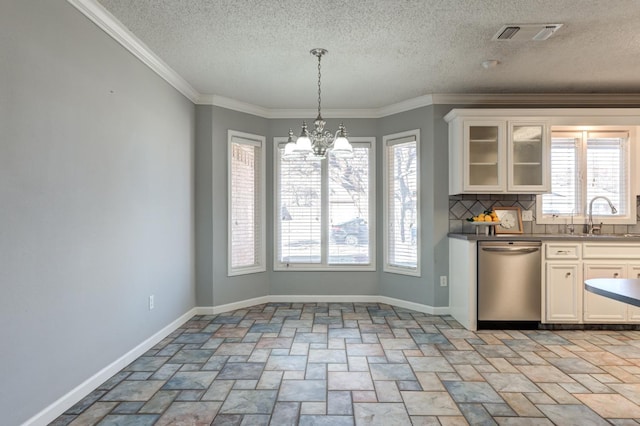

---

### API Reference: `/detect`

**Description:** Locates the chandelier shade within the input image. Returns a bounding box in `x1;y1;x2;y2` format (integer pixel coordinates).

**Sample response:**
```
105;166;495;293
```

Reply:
283;49;353;160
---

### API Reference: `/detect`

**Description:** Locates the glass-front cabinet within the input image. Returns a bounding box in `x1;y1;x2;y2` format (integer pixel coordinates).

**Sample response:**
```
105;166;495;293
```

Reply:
446;109;550;194
463;121;505;192
508;121;549;192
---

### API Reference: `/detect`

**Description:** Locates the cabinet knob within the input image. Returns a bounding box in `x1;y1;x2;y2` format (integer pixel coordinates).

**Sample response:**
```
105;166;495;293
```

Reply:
637;273;640;278
614;273;619;278
565;272;571;278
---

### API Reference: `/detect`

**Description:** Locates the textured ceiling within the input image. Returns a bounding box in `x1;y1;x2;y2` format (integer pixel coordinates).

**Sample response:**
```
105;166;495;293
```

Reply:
97;0;640;109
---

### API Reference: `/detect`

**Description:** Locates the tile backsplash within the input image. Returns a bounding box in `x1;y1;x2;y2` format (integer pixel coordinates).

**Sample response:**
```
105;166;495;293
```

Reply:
449;194;640;235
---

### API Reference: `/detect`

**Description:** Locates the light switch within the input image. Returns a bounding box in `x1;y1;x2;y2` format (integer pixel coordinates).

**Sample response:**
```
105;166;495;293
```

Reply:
522;210;533;222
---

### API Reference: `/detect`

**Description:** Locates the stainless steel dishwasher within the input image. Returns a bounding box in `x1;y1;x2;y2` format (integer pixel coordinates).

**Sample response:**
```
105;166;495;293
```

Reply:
478;241;542;327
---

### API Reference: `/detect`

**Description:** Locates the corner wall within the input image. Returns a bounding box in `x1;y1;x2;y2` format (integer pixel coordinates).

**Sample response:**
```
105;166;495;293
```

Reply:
0;1;195;424
194;105;269;307
378;105;450;308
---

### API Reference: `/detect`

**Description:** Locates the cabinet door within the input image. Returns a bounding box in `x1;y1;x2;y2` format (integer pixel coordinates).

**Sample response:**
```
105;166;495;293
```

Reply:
583;263;627;322
627;264;640;322
507;121;549;192
463;121;505;192
545;263;581;323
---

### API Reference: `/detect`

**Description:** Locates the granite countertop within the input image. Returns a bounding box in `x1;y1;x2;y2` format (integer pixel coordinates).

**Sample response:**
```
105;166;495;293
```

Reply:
448;232;640;242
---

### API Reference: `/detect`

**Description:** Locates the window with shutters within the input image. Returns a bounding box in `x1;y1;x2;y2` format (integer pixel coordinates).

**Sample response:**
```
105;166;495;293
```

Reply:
228;130;266;276
275;137;375;271
383;130;420;276
537;127;636;225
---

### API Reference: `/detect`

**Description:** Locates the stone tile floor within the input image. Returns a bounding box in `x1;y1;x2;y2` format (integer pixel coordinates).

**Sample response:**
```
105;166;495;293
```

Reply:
51;302;640;425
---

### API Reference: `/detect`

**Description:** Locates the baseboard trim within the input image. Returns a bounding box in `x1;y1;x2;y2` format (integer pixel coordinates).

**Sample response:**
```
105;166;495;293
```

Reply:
378;296;450;316
22;308;198;426
204;295;448;316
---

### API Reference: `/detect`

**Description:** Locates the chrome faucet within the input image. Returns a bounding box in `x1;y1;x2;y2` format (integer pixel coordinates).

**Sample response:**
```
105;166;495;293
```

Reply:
587;196;617;234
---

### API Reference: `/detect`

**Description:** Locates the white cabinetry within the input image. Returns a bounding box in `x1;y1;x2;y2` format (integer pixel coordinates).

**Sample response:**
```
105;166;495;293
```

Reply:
583;263;627;322
446;110;550;194
544;243;582;323
543;241;640;324
449;238;477;330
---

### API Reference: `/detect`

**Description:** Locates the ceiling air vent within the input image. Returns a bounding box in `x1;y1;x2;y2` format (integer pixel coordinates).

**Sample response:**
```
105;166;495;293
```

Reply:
492;24;563;41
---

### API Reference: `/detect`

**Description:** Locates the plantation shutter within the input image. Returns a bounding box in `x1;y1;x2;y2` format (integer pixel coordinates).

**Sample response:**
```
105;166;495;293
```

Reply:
277;147;322;264
385;135;418;271
328;143;371;265
229;133;265;275
541;132;579;215
586;131;628;216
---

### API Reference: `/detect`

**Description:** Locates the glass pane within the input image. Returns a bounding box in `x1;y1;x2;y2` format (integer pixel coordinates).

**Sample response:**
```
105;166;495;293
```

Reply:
387;141;417;269
230;142;260;268
469;125;498;164
278;153;322;264
542;137;577;215
513;164;542;186
586;136;625;216
469;164;498;185
328;146;370;264
512;125;543;186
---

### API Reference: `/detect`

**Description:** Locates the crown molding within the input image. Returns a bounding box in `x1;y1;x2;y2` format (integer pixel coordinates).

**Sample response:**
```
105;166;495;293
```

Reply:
67;0;199;103
431;93;640;106
375;94;435;117
67;0;640;118
197;94;271;117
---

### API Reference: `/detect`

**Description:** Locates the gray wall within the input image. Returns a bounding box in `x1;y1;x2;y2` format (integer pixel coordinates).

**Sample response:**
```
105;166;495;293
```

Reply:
377;106;450;307
195;105;269;306
0;1;195;424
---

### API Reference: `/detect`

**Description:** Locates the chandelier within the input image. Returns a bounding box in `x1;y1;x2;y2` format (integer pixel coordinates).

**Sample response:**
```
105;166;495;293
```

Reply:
283;48;353;160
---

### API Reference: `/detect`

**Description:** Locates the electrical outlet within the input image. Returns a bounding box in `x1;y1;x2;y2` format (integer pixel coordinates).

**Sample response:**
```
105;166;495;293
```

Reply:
522;210;533;222
149;295;154;311
440;276;448;287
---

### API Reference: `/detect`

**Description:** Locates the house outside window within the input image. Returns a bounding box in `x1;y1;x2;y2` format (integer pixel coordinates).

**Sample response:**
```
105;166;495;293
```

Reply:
275;137;375;271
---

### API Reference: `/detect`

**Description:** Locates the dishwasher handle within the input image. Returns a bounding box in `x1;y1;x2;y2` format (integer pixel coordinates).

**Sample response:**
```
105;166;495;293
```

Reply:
481;247;540;254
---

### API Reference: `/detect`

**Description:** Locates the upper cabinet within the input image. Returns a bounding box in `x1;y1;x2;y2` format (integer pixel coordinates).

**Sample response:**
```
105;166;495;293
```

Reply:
447;109;550;194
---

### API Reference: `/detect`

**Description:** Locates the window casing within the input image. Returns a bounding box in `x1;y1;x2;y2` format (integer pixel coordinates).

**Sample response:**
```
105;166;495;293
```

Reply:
383;130;420;276
537;127;636;225
274;137;375;271
228;130;266;276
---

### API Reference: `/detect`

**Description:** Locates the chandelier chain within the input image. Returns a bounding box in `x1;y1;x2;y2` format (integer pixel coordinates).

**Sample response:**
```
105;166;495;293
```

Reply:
317;53;322;118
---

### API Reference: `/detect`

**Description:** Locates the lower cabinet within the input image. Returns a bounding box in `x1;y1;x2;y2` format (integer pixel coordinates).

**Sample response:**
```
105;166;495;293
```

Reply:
543;242;640;324
583;263;627;322
545;263;581;323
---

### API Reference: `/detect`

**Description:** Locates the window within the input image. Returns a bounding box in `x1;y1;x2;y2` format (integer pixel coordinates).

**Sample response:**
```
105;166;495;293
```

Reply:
228;130;266;276
538;127;636;224
383;130;420;276
275;138;375;271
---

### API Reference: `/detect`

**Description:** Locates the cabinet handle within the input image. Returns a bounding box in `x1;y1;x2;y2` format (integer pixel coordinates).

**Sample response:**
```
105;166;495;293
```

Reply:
613;273;619;278
556;250;569;255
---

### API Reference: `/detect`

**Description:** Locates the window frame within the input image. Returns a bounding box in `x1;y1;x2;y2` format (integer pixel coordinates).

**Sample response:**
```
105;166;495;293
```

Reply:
536;125;637;225
227;130;266;276
273;136;376;272
383;129;421;277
